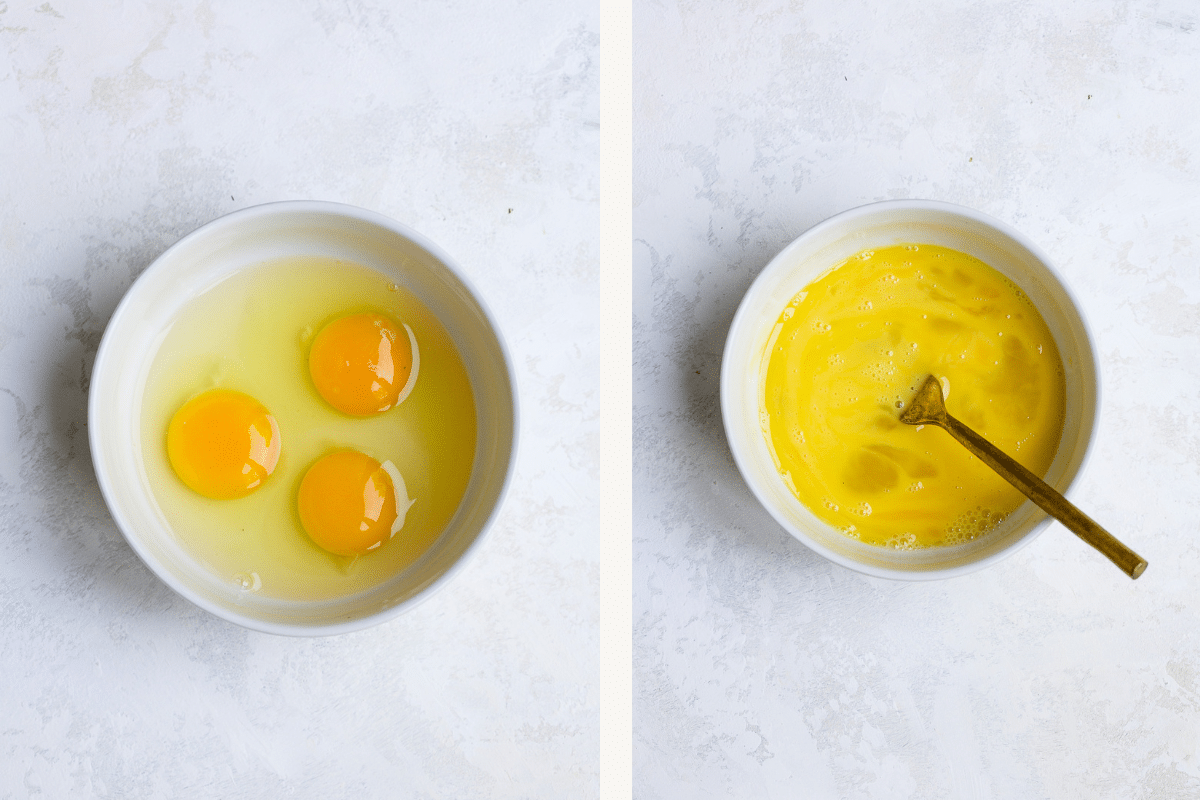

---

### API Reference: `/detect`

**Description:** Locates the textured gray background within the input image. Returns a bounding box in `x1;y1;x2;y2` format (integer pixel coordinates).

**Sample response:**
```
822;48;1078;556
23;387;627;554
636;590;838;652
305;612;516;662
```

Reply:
1;1;597;796
635;1;1200;797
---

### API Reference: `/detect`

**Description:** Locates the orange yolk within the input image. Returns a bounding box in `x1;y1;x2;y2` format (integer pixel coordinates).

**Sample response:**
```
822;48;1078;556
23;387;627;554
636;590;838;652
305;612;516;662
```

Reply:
308;312;419;416
166;389;281;499
296;450;416;555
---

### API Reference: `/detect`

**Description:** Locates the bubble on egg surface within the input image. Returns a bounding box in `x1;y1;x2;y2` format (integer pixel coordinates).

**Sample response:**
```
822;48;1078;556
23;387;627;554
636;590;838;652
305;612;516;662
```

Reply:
233;571;262;592
166;389;281;500
308;312;419;416
884;532;918;550
790;426;805;445
863;361;895;383
942;507;1005;546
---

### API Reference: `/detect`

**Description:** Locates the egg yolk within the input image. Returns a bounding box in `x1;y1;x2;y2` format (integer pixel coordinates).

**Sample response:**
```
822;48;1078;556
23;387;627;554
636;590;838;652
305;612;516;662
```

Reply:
297;450;416;555
166;389;282;500
308;312;419;416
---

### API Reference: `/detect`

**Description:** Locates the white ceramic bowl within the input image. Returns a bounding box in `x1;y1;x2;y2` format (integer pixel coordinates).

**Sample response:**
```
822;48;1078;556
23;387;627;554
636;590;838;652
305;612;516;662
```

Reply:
721;200;1098;580
90;201;518;634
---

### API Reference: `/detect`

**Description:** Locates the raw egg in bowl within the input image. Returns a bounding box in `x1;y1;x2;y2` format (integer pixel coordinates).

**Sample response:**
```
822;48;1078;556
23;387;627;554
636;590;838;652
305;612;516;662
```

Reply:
721;200;1098;580
90;201;518;634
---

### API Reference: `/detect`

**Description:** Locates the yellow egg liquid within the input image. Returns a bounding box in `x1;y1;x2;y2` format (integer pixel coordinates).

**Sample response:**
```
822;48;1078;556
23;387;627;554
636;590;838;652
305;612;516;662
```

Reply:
140;257;477;600
761;244;1066;548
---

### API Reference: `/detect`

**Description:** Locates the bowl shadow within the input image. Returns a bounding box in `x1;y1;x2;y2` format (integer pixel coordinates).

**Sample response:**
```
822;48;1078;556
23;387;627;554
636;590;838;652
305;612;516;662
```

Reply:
636;232;838;583
34;208;239;627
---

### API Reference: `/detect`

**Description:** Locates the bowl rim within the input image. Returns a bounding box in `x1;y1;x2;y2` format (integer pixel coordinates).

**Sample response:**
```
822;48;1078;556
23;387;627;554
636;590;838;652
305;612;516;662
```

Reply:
720;198;1100;581
89;200;520;635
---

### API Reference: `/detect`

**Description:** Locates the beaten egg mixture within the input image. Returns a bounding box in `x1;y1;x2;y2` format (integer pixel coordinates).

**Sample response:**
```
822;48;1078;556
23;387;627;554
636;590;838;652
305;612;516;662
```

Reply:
761;244;1066;548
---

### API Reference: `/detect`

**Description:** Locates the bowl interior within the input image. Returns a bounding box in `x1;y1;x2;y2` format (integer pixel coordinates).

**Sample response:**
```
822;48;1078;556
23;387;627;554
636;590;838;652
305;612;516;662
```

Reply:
90;202;517;633
722;201;1097;579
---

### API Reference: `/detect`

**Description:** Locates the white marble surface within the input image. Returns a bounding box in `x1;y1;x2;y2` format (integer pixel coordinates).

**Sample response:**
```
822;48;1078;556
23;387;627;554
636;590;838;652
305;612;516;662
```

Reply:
0;1;597;796
635;1;1200;797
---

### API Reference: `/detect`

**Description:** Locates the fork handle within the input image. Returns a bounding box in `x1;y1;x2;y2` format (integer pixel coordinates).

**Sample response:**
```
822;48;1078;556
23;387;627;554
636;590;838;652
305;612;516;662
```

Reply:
939;414;1147;579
